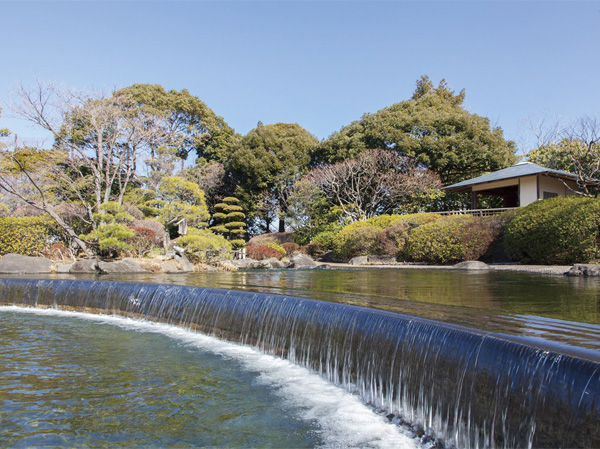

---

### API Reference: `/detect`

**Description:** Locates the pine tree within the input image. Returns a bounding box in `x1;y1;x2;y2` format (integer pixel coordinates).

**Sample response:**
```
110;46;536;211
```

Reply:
210;197;246;248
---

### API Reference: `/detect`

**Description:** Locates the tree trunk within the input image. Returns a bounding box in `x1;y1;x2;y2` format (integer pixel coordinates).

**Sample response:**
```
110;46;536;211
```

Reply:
278;216;285;233
163;231;171;254
44;205;93;258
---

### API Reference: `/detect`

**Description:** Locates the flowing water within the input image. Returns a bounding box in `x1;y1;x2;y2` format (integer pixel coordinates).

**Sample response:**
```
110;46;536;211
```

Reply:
13;268;599;353
0;307;415;449
0;275;599;448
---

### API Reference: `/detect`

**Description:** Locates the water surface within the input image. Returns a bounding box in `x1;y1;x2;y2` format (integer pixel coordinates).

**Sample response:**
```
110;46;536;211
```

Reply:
5;267;600;353
0;307;415;448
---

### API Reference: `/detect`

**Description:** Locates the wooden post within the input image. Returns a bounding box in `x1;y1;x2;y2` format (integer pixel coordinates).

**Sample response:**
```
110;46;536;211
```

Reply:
470;191;478;210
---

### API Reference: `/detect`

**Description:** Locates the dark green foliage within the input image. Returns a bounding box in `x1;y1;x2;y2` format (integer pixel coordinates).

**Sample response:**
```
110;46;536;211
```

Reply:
228;123;319;231
504;196;600;264
116;84;238;164
0;216;59;257
403;215;501;264
315;76;516;185
210;196;246;248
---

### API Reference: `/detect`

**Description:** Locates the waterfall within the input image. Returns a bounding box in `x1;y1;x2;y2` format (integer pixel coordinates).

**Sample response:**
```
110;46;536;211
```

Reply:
0;278;598;448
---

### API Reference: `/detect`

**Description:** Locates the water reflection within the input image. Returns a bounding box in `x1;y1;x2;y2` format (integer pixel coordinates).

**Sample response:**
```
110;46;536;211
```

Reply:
4;268;600;352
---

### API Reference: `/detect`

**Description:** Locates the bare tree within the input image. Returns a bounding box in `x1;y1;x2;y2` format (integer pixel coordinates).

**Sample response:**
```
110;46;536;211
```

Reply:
306;149;442;221
0;147;93;255
9;82;178;222
527;115;600;196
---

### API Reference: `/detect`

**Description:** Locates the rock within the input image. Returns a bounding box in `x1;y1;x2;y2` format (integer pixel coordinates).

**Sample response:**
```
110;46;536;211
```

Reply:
55;263;73;273
0;254;52;273
174;253;195;272
568;264;600;277
454;260;489;270
161;259;190;273
216;260;238;271
349;256;369;266
265;257;286;269
230;258;256;269
367;255;397;265
97;258;148;274
69;259;100;273
289;253;317;268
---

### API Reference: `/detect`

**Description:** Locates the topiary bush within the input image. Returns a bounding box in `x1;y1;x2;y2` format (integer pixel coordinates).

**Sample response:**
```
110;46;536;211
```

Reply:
403;215;500;264
177;229;233;263
0;216;59;257
281;242;300;255
81;202;136;258
210;196;247;248
504;196;600;264
246;244;285;260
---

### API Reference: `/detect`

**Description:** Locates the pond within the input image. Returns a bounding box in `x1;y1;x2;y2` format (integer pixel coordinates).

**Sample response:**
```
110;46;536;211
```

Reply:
1;268;599;447
22;267;598;354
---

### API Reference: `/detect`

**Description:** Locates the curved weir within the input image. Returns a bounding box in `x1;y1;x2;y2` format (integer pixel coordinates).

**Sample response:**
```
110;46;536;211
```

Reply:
1;278;598;448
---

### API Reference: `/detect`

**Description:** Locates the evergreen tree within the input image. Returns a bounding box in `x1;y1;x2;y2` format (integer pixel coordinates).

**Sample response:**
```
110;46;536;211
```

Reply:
210;196;246;248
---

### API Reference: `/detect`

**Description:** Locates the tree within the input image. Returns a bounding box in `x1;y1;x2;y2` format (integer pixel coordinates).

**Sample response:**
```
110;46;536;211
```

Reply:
117;84;238;168
228;123;319;232
306;149;443;221
142;176;210;250
183;159;227;205
79;202;135;258
527;116;600;196
11;82;172;220
315;76;516;185
0;144;94;256
287;179;343;244
210;196;246;248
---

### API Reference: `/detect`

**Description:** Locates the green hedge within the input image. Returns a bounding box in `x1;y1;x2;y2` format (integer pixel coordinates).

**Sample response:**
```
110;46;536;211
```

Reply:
403;215;500;264
332;213;441;261
0;216;59;257
504;196;600;264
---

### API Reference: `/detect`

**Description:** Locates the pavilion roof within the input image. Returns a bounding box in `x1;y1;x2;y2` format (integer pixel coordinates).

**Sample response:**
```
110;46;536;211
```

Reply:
444;162;584;193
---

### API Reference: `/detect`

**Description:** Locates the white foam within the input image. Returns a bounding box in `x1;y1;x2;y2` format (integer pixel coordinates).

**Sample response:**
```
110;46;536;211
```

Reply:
1;306;418;449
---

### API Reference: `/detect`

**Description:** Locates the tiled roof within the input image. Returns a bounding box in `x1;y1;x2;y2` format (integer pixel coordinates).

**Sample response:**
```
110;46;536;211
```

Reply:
444;162;581;192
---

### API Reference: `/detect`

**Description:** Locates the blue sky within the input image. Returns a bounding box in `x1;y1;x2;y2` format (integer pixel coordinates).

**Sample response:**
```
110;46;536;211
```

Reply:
1;1;598;154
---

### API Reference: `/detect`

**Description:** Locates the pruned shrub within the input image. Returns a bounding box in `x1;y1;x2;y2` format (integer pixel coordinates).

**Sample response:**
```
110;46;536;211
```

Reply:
504;196;600;264
131;219;166;242
123;203;144;220
177;229;233;263
311;230;337;252
44;243;70;261
246;244;285;260
127;227;159;257
300;242;324;257
332;213;442;261
403;215;500;264
281;242;300;255
0;216;59;257
332;215;402;260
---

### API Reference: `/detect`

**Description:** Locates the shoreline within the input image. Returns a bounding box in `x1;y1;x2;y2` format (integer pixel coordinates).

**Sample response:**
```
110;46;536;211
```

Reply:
317;261;572;276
